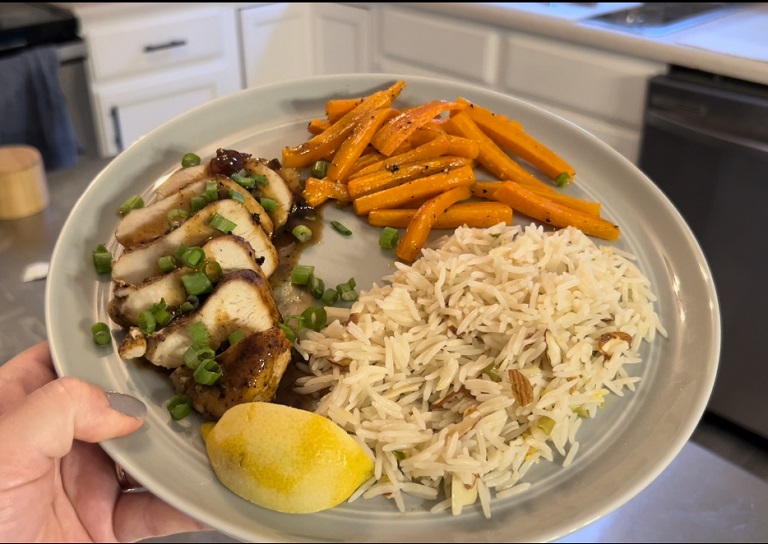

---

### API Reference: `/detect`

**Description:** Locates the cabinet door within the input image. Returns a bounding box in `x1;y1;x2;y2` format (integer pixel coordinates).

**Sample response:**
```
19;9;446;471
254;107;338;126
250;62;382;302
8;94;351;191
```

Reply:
93;70;231;157
312;4;371;75
239;3;312;87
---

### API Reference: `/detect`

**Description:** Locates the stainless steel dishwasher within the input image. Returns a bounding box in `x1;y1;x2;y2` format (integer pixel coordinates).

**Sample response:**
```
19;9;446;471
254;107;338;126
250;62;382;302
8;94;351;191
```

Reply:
638;66;768;439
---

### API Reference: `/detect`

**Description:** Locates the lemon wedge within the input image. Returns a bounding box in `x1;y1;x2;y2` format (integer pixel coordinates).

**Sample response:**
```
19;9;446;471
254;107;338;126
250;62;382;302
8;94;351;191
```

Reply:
202;402;374;514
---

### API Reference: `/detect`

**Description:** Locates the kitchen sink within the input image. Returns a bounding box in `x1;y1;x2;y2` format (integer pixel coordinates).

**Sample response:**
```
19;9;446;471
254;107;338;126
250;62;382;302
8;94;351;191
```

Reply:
584;2;745;36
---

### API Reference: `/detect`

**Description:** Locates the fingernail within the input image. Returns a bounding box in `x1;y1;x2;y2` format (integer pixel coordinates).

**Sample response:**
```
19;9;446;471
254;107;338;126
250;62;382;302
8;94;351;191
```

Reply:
106;392;147;419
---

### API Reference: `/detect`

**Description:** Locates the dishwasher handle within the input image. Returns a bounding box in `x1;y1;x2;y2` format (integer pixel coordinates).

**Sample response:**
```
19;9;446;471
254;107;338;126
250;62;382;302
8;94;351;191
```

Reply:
646;109;768;155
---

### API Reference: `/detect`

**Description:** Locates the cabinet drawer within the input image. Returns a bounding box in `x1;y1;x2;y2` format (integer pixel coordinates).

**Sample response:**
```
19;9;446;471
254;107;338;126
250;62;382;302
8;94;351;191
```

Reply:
502;33;665;129
376;6;499;85
87;7;228;81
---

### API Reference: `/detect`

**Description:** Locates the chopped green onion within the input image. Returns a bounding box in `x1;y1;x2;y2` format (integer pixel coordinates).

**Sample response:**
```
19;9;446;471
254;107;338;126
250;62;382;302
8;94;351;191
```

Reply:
209;213;237;234
252;174;269;187
336;278;358;302
278;323;296;343
92;244;113;274
181;153;201;168
179;295;200;313
259;197;277;213
572;406;590;418
229;190;245;204
291;264;314;285
190;195;209;214
193;359;222;385
200;259;223;283
379;227;399;249
167;395;192;420
204;181;219;203
153;307;173;327
183;344;215;369
182;272;213;296
180;247;205;268
157;255;177;273
167;208;189;228
188;321;210;345
301;306;327;332
137;310;156;335
555;172;570;188
330;220;352;236
311;160;329;179
174;243;189;260
118;194;144;216
340;289;358;302
321;288;339;306
91;322;111;346
537;416;557;435
228;330;245;346
481;363;502;383
309;275;325;299
231;172;255;189
292;224;313;243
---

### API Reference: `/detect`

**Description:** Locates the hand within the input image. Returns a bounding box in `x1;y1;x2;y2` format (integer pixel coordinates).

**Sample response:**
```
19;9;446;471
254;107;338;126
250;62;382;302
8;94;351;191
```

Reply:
0;341;208;542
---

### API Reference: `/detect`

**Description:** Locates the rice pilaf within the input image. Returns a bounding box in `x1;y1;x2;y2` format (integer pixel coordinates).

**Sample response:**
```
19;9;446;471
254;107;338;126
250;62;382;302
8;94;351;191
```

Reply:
295;223;666;517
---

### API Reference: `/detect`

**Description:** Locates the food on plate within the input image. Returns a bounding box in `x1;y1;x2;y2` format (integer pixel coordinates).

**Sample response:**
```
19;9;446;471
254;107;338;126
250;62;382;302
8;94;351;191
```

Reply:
201;402;374;514
295;223;666;517
101;79;663;520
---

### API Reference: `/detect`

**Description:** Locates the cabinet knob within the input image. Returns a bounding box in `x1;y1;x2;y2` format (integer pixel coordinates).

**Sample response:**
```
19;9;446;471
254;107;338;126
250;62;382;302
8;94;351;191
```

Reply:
143;39;187;53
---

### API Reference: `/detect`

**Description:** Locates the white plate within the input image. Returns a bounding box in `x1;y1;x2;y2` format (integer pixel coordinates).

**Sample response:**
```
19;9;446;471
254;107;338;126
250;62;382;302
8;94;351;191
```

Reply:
45;74;720;543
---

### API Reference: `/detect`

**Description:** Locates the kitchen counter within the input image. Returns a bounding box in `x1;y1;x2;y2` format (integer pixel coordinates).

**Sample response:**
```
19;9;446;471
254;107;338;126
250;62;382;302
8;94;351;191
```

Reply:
391;2;768;86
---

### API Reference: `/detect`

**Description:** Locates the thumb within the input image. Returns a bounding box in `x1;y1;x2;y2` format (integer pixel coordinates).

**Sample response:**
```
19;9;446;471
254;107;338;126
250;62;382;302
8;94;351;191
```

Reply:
0;377;146;474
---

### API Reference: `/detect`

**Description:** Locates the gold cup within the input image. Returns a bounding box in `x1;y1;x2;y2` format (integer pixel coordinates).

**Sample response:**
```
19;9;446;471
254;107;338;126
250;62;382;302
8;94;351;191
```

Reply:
0;145;50;220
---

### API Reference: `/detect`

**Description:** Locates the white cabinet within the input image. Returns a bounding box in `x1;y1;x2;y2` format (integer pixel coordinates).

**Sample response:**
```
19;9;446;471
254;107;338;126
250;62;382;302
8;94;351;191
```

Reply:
78;4;243;158
369;4;666;164
239;3;371;88
500;33;666;163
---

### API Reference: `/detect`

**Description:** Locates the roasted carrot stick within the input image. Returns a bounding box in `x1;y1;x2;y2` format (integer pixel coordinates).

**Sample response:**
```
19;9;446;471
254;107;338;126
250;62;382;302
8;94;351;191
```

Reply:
307;118;331;135
302;177;351;208
348;156;473;199
353;164;475;216
493;181;619;241
371;100;468;157
471;181;600;217
282;80;406;169
395;186;473;262
457;97;576;182
326;97;366;123
442;111;556;193
350;133;451;179
327;108;396;183
368;201;513;229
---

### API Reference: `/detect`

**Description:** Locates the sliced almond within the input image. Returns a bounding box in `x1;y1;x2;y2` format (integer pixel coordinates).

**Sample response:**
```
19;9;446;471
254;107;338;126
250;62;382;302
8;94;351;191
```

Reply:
509;369;534;406
597;331;633;356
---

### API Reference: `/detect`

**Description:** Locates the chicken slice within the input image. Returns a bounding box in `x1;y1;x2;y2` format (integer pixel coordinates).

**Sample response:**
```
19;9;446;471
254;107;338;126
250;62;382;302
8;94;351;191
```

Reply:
154;164;209;198
116;177;274;248
111;199;277;285
170;326;292;420
117;269;281;369
245;158;295;231
109;235;265;328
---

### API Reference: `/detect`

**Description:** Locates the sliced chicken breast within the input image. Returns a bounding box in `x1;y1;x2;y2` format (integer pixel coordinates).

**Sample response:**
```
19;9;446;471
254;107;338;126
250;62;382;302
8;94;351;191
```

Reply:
109;235;265;328
116;176;274;248
118;269;281;368
111;199;277;285
154;164;209;199
170;326;292;420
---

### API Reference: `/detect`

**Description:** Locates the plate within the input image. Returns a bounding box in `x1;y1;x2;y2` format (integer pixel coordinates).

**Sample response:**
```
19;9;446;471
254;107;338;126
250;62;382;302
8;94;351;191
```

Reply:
45;74;720;543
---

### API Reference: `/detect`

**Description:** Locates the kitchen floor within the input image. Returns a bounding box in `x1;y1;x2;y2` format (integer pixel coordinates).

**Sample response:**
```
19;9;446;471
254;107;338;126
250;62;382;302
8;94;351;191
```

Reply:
3;155;768;488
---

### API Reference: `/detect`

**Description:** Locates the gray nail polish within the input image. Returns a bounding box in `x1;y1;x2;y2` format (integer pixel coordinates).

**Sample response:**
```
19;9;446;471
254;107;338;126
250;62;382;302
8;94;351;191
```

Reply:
106;392;147;419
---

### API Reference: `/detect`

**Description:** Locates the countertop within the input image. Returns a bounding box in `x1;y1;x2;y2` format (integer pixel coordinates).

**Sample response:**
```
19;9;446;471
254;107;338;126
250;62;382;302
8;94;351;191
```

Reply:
2;158;768;543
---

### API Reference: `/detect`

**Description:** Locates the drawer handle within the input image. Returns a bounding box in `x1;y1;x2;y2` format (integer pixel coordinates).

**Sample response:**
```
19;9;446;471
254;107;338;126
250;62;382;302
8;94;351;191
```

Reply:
143;39;187;53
